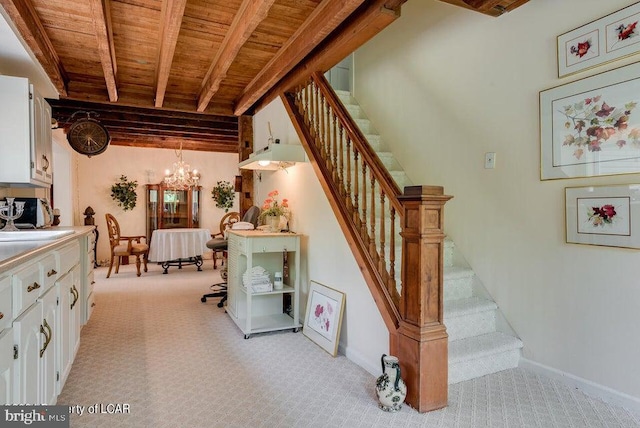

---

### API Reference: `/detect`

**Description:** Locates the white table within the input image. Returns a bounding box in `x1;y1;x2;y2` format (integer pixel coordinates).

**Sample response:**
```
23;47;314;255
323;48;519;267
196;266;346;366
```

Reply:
148;228;211;274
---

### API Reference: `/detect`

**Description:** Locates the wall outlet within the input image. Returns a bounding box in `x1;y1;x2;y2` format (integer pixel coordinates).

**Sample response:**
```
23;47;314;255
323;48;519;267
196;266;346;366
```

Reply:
485;152;496;169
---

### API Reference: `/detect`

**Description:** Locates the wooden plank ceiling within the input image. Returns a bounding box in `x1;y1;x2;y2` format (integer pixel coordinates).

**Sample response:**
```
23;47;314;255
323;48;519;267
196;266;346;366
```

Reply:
0;0;528;153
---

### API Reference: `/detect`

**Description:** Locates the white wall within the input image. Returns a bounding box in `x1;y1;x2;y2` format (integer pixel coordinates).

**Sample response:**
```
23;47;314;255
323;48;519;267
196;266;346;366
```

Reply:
354;0;640;401
76;145;239;262
252;99;389;375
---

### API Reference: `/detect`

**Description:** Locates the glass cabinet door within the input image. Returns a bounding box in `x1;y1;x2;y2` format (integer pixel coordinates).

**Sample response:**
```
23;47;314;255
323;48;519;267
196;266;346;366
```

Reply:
162;189;188;228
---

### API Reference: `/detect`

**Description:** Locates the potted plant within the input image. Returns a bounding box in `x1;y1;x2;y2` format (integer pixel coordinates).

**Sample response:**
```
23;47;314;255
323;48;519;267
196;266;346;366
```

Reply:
259;190;289;231
110;175;138;211
211;180;235;212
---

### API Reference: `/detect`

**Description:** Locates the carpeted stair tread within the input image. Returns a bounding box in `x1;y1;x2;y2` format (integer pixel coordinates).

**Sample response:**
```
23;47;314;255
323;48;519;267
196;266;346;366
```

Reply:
449;332;523;364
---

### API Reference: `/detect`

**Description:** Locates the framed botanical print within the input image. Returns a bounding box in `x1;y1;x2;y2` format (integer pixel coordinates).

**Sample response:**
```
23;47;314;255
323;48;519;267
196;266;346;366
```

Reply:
302;281;345;356
540;61;640;180
565;184;640;249
558;2;640;77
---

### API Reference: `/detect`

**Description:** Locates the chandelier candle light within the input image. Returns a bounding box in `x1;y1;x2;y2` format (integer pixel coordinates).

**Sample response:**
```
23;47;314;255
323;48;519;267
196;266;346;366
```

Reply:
164;142;200;189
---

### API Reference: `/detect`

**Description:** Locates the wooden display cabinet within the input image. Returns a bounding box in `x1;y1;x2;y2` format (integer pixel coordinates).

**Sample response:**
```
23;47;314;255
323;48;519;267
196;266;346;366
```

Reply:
146;183;202;242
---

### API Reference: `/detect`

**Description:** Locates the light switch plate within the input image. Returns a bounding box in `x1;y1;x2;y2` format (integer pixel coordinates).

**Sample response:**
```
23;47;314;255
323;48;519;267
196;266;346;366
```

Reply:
485;152;496;169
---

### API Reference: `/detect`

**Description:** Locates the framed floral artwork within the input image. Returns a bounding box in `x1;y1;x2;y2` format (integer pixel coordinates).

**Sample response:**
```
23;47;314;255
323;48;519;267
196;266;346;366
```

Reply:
540;61;640;180
558;2;640;78
302;281;345;356
565;184;640;249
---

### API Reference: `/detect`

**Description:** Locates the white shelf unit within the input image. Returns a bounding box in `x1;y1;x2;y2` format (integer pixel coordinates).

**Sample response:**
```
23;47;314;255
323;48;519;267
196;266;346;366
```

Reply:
226;230;302;339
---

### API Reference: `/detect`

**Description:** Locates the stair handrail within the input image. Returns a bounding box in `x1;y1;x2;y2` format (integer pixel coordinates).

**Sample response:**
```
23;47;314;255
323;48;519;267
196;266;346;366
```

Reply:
311;72;404;213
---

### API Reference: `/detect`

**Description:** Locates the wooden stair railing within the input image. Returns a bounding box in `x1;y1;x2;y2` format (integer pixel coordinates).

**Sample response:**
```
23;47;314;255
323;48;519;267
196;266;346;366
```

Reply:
282;72;452;412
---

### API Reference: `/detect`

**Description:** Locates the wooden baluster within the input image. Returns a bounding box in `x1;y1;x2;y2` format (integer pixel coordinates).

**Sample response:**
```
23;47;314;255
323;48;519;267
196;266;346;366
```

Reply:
331;108;338;183
345;134;352;210
353;148;360;228
389;206;397;302
379;191;386;278
361;160;368;245
320;95;326;157
337;112;343;196
369;174;376;256
314;83;320;144
304;82;310;126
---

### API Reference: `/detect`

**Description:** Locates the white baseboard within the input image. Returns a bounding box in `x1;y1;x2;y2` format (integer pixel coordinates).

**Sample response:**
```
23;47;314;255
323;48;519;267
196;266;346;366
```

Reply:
520;358;640;413
339;342;379;377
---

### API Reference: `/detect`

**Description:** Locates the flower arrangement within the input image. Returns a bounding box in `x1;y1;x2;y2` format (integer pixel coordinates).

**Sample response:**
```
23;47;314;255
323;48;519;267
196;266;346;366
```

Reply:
110;175;138;211
259;190;289;219
211;180;235;212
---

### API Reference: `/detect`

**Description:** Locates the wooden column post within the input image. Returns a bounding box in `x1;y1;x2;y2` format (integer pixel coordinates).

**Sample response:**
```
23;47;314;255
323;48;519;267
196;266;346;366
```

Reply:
393;185;452;412
238;115;254;214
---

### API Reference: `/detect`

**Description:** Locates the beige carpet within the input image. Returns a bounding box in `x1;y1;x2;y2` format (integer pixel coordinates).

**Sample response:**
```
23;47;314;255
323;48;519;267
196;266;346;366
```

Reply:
57;263;640;428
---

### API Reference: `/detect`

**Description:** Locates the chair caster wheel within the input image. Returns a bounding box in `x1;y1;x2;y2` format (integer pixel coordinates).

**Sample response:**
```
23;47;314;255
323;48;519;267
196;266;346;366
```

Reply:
201;297;206;303
217;301;224;308
244;335;250;339
293;328;300;333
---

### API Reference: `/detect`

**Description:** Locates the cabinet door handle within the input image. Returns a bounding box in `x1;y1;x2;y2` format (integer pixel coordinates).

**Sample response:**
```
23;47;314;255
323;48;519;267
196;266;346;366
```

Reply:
47;269;57;277
91;302;96;308
70;285;79;309
27;282;41;293
42;154;49;172
39;319;52;358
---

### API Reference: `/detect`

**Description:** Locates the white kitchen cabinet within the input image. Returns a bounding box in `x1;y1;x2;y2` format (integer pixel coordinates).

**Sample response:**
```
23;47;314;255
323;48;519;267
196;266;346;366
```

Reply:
0;328;14;404
58;265;80;392
12;299;41;404
81;230;96;324
0;75;53;187
39;285;57;405
226;230;302;339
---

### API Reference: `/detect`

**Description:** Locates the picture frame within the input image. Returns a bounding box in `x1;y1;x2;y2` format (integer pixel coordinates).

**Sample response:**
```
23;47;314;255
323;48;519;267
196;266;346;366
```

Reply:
558;2;640;78
540;61;640;180
565;184;640;249
302;281;345;357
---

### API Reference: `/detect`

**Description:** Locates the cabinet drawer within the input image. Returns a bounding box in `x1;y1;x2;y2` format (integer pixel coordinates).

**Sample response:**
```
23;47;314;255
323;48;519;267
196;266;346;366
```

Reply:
87;270;95;296
13;261;42;316
41;253;58;292
0;276;11;331
58;241;80;276
86;292;96;322
249;236;298;253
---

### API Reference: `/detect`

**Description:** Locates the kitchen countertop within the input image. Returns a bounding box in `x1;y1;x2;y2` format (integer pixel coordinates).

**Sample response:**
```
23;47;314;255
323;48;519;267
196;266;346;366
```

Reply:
0;226;94;274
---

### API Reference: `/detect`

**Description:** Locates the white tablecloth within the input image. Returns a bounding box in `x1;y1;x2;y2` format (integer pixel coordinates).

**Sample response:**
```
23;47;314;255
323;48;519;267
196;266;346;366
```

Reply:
148;228;211;262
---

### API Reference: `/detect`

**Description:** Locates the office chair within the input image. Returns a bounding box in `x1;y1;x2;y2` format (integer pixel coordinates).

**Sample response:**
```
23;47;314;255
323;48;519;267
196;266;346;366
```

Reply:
201;206;260;307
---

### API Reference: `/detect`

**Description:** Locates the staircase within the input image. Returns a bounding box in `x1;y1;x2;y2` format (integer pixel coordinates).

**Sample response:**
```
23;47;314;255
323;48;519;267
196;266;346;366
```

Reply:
335;89;523;384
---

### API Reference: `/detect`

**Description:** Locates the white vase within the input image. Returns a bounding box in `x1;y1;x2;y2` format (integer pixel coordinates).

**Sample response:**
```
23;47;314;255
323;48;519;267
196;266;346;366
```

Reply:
265;215;280;232
375;354;407;412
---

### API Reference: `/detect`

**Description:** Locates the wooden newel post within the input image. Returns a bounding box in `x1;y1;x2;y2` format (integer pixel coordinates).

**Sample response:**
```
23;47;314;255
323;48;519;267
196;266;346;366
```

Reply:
393;185;453;412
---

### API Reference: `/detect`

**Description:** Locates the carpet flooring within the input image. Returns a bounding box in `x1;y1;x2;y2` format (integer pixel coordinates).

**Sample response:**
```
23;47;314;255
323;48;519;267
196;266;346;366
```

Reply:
57;263;640;427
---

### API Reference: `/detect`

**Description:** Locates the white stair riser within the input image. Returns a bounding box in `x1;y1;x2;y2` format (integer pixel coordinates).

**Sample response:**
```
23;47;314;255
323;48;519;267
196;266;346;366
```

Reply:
449;349;521;384
444;274;474;301
445;311;496;341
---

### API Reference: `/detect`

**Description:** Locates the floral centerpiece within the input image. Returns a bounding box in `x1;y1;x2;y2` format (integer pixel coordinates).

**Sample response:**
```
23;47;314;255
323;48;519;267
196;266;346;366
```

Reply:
259;190;289;219
259;190;289;231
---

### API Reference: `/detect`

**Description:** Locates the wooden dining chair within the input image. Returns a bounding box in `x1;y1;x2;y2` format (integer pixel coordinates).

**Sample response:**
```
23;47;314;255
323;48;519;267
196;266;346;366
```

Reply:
105;213;149;278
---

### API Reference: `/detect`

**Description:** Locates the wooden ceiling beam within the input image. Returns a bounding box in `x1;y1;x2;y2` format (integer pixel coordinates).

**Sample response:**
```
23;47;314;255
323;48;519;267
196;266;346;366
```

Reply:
155;0;188;107
437;0;530;16
253;0;404;115
0;0;68;95
109;136;238;153
196;0;276;113
88;0;118;101
233;0;367;116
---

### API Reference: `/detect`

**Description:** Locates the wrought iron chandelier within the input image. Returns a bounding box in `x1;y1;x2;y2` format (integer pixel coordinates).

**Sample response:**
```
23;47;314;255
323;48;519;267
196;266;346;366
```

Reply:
163;142;200;190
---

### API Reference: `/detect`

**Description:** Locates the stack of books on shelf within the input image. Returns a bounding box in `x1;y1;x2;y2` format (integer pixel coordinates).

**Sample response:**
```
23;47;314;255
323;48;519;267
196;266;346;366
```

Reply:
242;266;273;293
